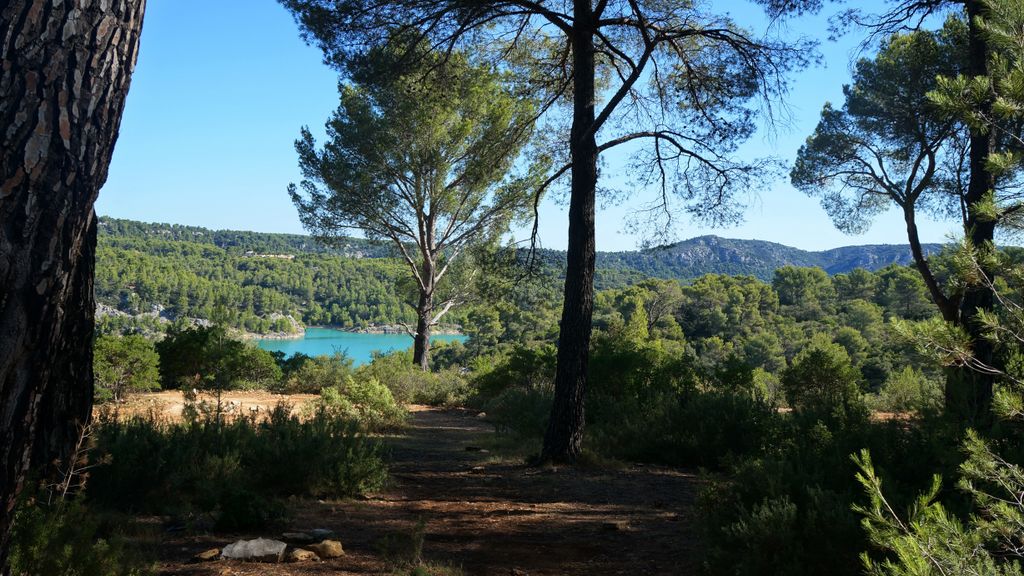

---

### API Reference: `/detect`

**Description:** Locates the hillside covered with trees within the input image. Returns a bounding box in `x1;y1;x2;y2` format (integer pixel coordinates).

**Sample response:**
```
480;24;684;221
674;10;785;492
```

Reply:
95;217;946;335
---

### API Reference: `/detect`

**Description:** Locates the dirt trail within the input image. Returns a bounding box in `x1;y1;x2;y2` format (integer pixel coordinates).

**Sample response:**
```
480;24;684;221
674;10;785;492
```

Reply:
158;407;701;575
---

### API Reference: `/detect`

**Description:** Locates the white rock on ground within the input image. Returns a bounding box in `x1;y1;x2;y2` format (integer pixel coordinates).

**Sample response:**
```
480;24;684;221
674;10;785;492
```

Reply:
220;538;287;563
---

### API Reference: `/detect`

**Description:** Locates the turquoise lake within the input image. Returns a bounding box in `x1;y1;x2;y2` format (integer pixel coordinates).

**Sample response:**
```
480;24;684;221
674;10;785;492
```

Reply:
256;327;468;365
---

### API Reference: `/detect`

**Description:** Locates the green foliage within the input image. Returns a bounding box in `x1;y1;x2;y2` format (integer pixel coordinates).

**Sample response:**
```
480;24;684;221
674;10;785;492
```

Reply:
89;222;976;576
96;224;419;333
930;0;1024;189
88;407;387;530
680;274;778;340
96;218;943;341
781;336;866;420
870;367;943;415
792;19;968;235
473;344;556;439
155;325;281;391
835;269;881;301
474;337;779;468
312;374;406;431
94;334;160;403
697;409;951;576
853;447;1023;576
278;352;354;393
876;265;936;320
357;349;472;407
9;497;151;576
290;41;541;368
659;384;782;468
773;266;836;321
851;229;1024;575
583;336;695;461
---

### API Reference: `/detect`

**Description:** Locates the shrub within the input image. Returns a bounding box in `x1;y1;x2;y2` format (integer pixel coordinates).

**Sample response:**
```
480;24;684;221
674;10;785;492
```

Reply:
655;389;781;468
88;407;387;530
313;375;406;430
277;352;354;393
696;407;953;575
584;337;696;461
94;334;161;403
357;350;472;407
473;340;780;467
9;497;151;576
483;380;553;439
869;366;943;415
156;325;281;391
781;336;867;423
472;344;556;437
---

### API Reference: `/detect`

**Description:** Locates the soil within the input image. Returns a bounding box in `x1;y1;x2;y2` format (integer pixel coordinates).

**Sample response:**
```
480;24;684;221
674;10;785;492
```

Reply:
103;390;319;421
147;406;701;575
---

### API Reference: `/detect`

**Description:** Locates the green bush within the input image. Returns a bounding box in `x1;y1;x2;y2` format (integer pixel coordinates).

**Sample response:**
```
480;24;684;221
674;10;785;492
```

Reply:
88;407;387;530
312;375;406;430
781;336;868;424
155;325;281;391
584;337;697;462
483;380;553;439
655;389;781;468
9;497;151;576
472;340;782;467
472;344;556;437
276;352;354;394
869;366;943;415
471;344;556;401
412;369;473;406
696;405;953;575
94;334;161;403
356;350;472;406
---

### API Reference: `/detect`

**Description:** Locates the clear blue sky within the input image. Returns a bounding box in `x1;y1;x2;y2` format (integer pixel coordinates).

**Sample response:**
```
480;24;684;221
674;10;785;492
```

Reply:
97;0;956;252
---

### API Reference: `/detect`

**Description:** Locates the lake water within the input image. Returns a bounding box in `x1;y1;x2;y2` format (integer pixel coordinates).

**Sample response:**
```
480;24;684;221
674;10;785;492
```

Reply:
256;327;467;365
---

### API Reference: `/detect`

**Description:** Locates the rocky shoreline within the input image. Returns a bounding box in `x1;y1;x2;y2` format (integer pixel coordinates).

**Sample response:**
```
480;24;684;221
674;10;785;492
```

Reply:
241;329;305;341
244;324;465;340
97;302;466;340
339;323;464;336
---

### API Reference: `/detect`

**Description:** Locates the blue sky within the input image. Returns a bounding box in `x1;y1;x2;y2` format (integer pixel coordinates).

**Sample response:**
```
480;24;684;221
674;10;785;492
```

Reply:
97;0;956;252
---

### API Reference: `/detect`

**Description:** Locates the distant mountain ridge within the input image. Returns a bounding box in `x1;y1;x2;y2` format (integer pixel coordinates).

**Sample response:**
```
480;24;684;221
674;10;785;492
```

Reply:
591;235;944;281
99;217;944;282
99;217;393;258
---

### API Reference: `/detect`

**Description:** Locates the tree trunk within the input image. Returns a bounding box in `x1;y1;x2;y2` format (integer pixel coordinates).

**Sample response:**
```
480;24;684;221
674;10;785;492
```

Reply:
32;216;97;471
945;0;996;428
413;289;432;371
412;257;434;371
0;0;145;565
541;0;597;464
904;207;958;322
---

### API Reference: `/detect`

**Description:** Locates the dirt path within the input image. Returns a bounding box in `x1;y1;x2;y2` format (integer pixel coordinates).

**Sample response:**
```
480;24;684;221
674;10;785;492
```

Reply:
157;407;701;575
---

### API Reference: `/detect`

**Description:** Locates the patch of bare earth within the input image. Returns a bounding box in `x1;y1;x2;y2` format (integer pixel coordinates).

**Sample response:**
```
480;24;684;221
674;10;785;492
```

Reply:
101;390;319;421
150;406;701;575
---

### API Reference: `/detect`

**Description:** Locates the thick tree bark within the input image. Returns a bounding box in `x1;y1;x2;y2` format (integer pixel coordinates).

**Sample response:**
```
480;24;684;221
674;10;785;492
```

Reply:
413;290;432;371
0;0;145;565
541;0;597;464
31;216;97;471
945;0;996;427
